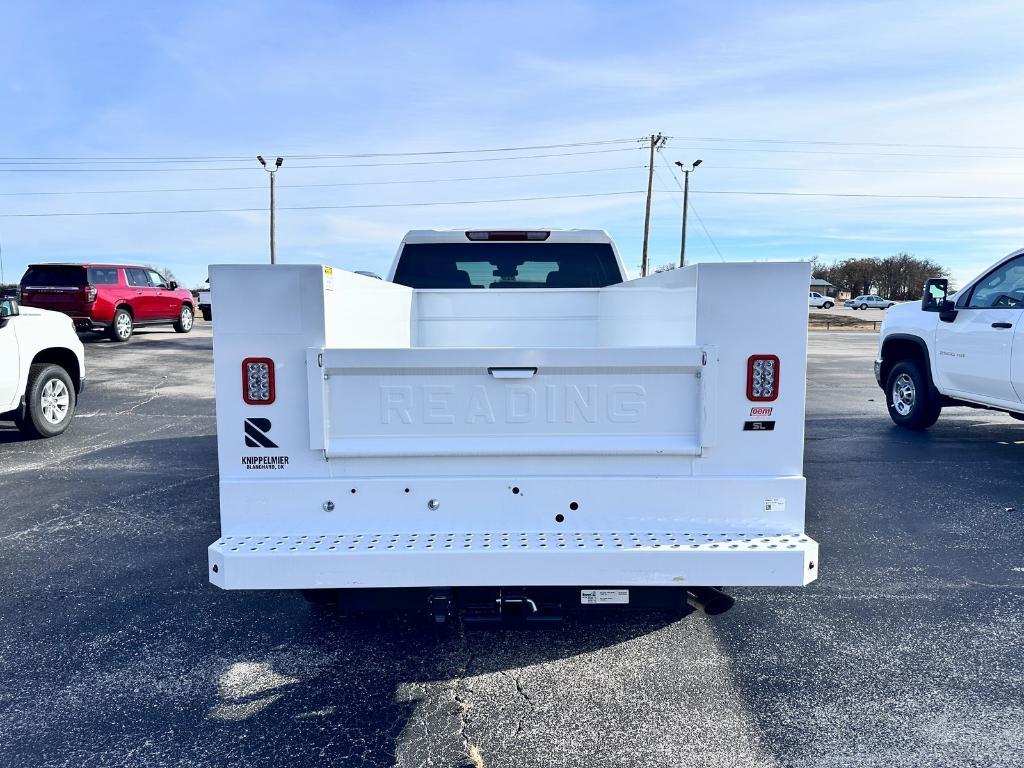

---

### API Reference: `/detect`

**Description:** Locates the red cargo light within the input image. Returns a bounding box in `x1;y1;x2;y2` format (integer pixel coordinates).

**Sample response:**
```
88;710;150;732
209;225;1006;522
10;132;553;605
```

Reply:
747;355;780;402
465;231;550;241
242;357;275;404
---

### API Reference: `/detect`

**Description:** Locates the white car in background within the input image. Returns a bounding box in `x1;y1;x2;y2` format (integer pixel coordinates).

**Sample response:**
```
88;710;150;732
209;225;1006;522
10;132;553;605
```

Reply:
845;295;895;310
809;291;834;309
0;298;85;437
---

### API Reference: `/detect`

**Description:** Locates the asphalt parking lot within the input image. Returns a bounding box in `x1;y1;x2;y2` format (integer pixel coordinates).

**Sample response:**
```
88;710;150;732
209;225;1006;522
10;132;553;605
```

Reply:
1;326;1022;768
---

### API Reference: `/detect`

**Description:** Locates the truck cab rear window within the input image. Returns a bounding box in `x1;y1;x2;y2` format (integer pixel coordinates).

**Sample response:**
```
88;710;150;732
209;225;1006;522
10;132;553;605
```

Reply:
393;243;622;289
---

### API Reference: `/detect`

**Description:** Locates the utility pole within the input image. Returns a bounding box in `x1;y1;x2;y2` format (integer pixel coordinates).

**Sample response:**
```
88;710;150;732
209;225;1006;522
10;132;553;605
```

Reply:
257;156;284;264
640;133;666;277
674;159;702;267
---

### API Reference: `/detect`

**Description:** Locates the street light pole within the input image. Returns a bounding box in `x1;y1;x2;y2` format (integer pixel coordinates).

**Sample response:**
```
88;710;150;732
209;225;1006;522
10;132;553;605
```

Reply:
674;159;701;267
257;156;284;264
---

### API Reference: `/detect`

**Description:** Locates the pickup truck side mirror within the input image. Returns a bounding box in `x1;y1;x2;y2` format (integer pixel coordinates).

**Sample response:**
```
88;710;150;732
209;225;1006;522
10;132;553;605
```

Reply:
0;298;19;328
922;278;958;322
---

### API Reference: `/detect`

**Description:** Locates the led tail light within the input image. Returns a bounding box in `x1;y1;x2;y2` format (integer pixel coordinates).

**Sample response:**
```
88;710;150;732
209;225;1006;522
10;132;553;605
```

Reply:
747;355;780;401
83;284;97;303
242;357;275;404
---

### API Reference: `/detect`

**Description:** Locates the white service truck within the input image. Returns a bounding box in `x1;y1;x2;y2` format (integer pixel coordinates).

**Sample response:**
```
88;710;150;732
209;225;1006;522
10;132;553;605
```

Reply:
0;298;85;438
877;247;1024;429
208;229;818;621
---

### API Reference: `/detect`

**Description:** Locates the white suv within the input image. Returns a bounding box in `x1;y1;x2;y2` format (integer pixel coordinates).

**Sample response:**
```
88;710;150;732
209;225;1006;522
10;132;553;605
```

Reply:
0;299;85;437
876;249;1024;429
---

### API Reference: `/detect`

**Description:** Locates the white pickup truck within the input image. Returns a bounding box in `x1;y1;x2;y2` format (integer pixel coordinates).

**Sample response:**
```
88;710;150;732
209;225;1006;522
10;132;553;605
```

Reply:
0;298;85;437
207;229;817;621
877;247;1024;429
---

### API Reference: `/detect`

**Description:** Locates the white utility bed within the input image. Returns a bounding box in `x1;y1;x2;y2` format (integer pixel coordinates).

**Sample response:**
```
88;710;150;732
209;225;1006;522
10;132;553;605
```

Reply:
208;260;818;592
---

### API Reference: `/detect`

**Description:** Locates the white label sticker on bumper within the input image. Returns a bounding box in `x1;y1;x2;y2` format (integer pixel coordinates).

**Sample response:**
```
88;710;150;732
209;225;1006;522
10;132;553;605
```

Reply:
765;497;786;513
581;589;629;605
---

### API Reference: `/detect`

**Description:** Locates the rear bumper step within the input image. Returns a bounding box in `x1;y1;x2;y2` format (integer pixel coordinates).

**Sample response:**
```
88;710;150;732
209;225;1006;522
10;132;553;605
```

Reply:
209;530;819;590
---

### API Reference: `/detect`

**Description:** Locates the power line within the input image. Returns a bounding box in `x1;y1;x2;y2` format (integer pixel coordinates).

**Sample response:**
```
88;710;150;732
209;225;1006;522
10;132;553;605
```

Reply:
9;186;1024;218
658;152;684;191
0;138;643;163
679;164;1024;176
0;189;647;218
688;189;1024;201
0;147;641;173
0;165;646;197
686;201;725;262
671;145;1024;160
672;135;1024;152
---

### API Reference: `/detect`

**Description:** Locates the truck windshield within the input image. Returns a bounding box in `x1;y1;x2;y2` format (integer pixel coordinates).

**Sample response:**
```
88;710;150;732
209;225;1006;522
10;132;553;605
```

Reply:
392;243;622;289
21;266;87;287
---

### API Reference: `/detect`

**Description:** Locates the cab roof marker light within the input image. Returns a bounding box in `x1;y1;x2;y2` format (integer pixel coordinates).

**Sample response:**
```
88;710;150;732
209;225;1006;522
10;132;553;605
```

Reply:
243;357;275;405
747;355;780;402
465;231;551;241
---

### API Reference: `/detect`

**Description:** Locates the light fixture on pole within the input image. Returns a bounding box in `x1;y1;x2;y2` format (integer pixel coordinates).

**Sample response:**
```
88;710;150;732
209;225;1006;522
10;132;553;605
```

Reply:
257;155;284;264
674;159;702;267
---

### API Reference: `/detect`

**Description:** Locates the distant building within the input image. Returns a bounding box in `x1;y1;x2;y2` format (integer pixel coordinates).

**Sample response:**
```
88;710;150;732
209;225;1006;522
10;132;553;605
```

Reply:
810;277;837;297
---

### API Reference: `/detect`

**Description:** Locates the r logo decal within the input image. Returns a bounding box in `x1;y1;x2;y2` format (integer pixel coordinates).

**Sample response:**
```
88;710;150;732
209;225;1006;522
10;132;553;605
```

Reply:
244;418;278;448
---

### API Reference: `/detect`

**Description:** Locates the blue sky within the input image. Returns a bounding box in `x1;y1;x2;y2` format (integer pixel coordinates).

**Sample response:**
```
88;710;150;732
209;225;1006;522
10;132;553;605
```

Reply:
2;1;1024;287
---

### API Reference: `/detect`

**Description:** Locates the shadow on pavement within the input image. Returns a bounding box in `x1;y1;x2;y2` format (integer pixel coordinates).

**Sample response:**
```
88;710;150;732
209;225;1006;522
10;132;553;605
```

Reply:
0;434;678;767
710;416;1024;767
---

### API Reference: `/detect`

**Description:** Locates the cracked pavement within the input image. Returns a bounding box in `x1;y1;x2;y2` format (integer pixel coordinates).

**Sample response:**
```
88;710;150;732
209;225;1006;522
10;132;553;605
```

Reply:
0;327;1022;767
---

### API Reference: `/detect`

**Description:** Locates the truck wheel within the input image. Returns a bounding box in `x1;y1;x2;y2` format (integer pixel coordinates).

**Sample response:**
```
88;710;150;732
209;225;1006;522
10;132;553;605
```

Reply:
109;308;133;342
15;364;76;438
200;306;212;322
886;360;941;430
824;301;833;309
174;305;194;333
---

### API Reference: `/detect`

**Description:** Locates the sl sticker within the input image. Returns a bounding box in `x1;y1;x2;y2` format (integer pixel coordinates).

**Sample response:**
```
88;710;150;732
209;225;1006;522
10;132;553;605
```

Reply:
244;418;278;448
581;589;630;605
743;420;776;431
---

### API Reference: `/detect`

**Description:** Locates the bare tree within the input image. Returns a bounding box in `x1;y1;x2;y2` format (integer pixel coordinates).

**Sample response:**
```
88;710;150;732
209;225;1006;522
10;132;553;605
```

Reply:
814;253;949;300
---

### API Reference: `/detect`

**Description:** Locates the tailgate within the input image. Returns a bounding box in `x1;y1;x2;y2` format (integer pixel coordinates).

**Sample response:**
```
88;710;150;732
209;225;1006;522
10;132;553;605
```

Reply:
307;347;716;458
21;287;85;313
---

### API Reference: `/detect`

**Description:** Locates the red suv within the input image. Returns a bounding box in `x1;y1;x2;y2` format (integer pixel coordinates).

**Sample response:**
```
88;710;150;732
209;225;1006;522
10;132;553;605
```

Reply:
19;264;195;342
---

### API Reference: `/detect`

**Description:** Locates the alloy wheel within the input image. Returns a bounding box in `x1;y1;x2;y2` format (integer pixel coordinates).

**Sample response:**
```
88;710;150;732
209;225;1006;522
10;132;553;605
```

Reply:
40;378;71;425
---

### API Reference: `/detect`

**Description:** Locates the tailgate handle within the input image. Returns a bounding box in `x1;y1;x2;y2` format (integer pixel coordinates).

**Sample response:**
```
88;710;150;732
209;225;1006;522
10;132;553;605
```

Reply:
487;367;537;379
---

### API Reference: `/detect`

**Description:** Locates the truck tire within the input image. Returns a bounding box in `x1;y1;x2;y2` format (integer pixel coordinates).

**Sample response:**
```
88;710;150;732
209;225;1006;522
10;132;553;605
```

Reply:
200;306;212;322
109;308;133;342
15;364;76;438
823;301;833;309
174;305;194;333
886;360;941;430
